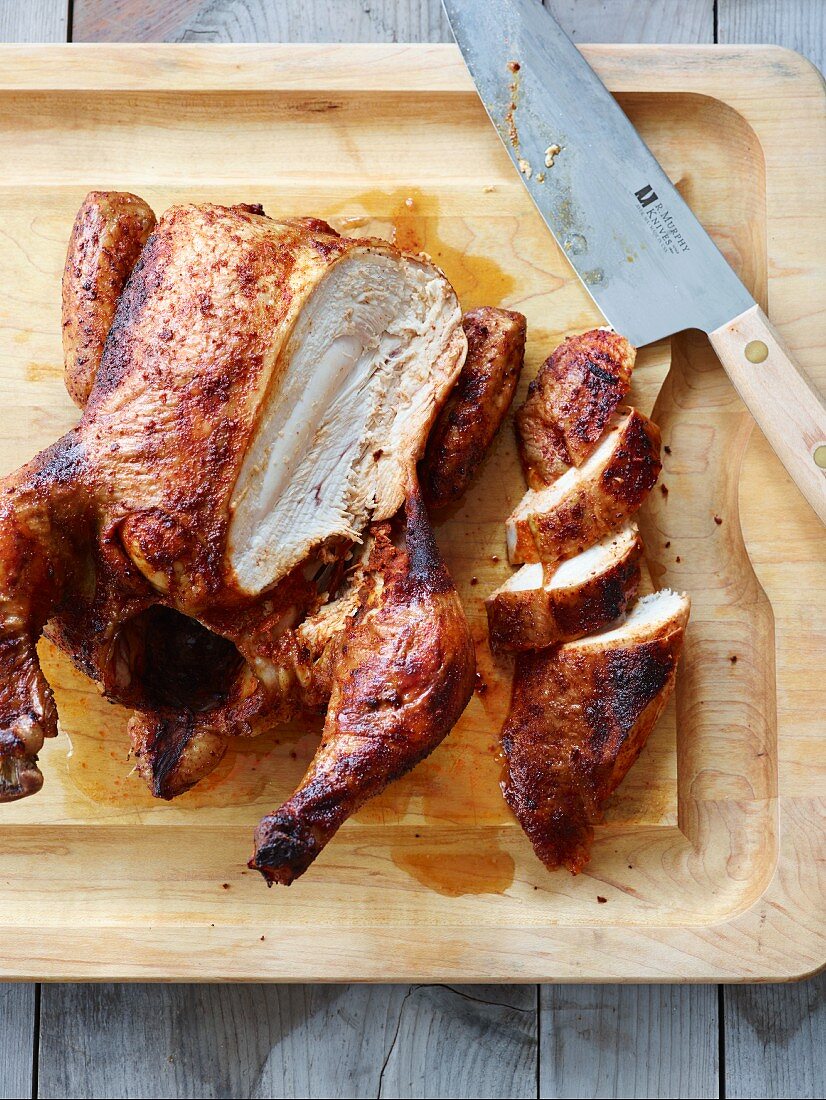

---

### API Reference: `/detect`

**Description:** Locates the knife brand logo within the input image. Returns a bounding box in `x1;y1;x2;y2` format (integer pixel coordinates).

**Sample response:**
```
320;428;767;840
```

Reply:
634;184;659;208
634;184;691;256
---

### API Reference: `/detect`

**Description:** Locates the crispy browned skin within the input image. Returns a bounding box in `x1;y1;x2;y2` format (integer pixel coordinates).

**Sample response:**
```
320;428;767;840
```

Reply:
250;486;476;885
0;446;92;800
501;596;689;873
486;528;643;651
507;409;662;564
421;307;526;507
1;198;468;807
516;329;635;489
62;191;157;408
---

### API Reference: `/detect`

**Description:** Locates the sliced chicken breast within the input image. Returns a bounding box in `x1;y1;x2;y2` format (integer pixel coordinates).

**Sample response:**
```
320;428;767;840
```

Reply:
486;523;643;650
501;589;690;873
506;408;661;564
516;328;635;489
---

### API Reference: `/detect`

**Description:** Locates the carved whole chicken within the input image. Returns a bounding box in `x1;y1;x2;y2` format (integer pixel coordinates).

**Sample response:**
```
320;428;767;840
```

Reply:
0;193;525;883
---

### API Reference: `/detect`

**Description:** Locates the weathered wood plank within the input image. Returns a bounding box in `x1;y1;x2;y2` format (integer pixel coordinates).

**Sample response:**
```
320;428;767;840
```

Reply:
723;974;826;1100
38;983;537;1099
719;0;825;73
0;983;34;1100
547;0;713;43
72;0;718;46
72;0;452;43
540;985;719;1099
0;0;67;42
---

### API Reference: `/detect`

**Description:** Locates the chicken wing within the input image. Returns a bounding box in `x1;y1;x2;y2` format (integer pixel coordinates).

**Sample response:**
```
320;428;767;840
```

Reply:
62;191;156;408
422;307;526;507
0;444;91;800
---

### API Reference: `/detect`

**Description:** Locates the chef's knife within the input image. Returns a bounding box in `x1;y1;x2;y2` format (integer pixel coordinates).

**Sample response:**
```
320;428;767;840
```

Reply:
443;0;826;523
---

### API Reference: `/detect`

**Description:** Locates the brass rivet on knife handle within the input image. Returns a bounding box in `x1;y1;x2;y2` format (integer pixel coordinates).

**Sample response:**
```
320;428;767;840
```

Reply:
744;340;769;364
709;303;826;521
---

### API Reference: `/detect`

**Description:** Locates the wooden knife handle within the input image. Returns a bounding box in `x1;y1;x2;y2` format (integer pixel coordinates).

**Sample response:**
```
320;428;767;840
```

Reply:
709;304;826;525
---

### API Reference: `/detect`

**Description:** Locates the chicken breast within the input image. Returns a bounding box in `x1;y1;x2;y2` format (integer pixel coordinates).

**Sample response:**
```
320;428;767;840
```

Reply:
251;485;476;885
62;191;157;408
486;524;643;651
421;307;526;507
501;589;689;873
228;234;467;595
516;328;635;489
506;408;661;564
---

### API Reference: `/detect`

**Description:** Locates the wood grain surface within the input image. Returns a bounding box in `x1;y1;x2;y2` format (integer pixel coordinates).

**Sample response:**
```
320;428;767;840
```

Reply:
38;984;538;1099
0;5;824;1100
0;41;812;983
540;985;719;1098
720;0;825;71
0;0;66;42
724;975;826;1099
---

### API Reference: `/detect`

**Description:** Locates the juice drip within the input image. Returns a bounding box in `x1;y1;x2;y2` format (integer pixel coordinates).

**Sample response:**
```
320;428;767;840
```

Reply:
391;844;515;897
326;188;517;308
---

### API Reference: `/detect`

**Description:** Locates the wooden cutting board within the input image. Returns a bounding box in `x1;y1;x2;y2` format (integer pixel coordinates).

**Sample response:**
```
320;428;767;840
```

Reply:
0;44;822;982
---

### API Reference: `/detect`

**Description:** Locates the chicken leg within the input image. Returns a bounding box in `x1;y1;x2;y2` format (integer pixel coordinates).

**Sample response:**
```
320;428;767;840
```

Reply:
251;482;476;884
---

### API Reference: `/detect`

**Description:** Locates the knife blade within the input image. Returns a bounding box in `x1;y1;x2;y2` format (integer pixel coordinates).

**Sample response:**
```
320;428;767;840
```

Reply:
443;0;826;523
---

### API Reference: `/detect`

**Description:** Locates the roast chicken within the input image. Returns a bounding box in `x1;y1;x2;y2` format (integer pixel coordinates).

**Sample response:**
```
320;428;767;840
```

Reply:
492;328;689;873
1;186;688;885
506;407;662;564
501;590;690;872
422;307;526;508
252;486;476;883
516;328;635;489
0;191;526;883
486;523;643;651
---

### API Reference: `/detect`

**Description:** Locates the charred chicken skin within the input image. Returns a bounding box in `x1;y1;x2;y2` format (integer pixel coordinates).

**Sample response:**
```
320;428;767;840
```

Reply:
486;524;643;652
422;307;526;507
516;328;634;489
0;191;526;883
501;592;689;873
252;485;475;884
493;327;688;873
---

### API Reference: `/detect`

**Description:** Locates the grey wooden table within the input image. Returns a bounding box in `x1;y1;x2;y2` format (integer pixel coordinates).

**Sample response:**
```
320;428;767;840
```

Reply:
0;1;823;1097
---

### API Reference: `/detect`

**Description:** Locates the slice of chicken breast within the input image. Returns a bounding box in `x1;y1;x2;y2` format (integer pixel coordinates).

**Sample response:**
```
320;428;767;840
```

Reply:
516;328;635;490
486;523;643;651
501;589;690;874
506;408;661;564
